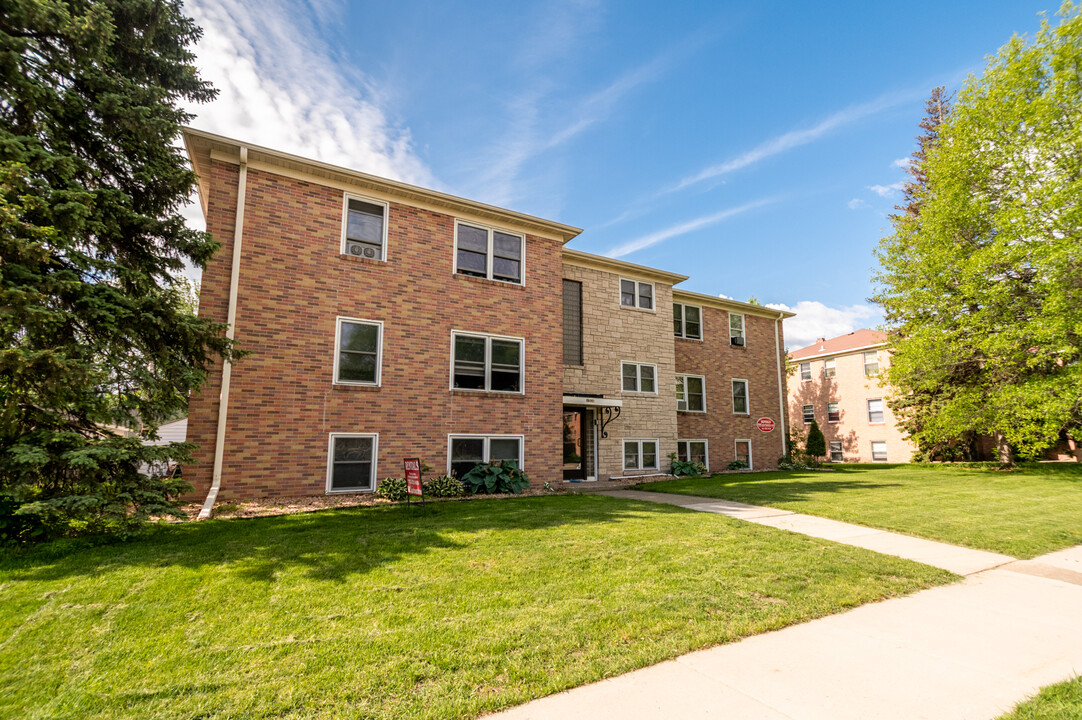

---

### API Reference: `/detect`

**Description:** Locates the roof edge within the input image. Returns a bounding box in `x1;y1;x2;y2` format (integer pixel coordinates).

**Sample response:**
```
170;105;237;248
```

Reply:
561;248;689;284
671;288;795;319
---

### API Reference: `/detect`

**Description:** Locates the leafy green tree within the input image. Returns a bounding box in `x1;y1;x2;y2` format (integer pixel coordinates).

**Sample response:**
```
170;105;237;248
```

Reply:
0;1;236;542
874;3;1082;466
804;421;826;463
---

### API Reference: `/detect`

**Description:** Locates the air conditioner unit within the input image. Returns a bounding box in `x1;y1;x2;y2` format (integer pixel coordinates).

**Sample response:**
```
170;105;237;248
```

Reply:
731;336;745;346
347;242;378;259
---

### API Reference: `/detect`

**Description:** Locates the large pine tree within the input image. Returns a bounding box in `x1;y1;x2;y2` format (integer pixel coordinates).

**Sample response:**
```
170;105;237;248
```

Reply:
0;1;236;541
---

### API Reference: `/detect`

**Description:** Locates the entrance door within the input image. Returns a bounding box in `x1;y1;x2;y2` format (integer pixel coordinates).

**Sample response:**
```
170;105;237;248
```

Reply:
562;409;587;480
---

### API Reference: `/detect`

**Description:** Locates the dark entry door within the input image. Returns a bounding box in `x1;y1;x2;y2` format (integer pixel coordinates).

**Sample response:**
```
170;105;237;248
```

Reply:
562;409;587;480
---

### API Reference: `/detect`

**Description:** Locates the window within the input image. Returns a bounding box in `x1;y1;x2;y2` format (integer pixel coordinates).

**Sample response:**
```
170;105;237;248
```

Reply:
677;440;709;470
830;441;843;462
735;439;752;468
827;402;840;422
341;196;387;260
802;404;814;424
451;332;523;393
824;358;836;378
673;303;702;339
732;379;749;414
621;362;657;393
676;374;706;412
864;350;880;376
562;279;583;365
623;439;659;470
620;278;653;310
867;398;885;424
334;317;382;385
871;441;888;462
455;222;524;284
327;433;378;492
448;435;523;479
800;362;812;382
729;313;745;346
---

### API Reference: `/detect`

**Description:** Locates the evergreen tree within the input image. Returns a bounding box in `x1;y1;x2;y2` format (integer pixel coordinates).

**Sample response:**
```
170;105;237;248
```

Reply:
0;1;236;542
804;421;826;463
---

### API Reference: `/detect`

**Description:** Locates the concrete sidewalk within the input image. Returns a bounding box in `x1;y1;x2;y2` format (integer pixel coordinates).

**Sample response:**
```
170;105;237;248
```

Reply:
482;492;1082;720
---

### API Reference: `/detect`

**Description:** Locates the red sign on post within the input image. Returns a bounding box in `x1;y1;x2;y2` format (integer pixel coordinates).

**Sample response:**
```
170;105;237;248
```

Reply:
756;417;776;433
404;458;423;497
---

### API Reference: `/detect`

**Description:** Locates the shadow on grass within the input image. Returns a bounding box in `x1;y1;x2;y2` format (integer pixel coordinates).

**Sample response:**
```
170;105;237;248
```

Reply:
0;494;685;585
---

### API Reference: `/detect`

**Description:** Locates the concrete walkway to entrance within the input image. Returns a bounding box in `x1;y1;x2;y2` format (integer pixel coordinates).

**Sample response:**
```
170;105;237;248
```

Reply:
484;491;1082;720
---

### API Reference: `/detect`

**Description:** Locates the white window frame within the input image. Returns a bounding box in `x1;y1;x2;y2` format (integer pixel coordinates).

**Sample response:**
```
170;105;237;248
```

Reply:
827;402;840;423
446;434;525;476
799;362;812;382
729;312;746;347
333;316;383;386
449;330;525;394
619;278;655;311
802;404;814;424
870;441;888;462
676;373;707;412
673;302;703;340
326;432;379;493
732;378;750;415
677;439;709;471
734;439;753;469
864;350;880;376
829;441;843;462
453;219;525;285
340;193;389;261
824;358;836;378
621;361;658;394
867;398;885;424
623;438;660;471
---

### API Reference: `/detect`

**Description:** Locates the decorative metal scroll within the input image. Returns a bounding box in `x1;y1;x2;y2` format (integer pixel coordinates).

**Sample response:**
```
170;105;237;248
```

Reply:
597;406;621;439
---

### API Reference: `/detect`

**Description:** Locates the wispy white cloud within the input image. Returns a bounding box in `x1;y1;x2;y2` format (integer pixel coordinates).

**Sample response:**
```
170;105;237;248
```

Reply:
868;182;904;197
765;300;880;350
847;198;867;210
605;198;774;258
891;157;912;169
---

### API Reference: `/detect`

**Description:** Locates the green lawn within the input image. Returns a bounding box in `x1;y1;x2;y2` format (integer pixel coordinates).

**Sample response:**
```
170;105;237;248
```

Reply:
636;463;1082;558
0;495;951;720
997;676;1082;719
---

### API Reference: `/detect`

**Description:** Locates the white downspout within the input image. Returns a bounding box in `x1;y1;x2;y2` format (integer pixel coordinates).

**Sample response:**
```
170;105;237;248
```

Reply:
774;315;788;458
199;146;248;520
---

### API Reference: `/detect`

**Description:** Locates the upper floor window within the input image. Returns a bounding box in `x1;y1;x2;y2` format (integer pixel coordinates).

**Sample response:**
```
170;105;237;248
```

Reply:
455;222;524;284
729;313;745;346
621;362;656;393
673;303;702;339
620;279;653;310
342;196;388;260
867;398;885;424
452;332;523;393
732;378;749;414
827;402;840;422
334;317;382;385
676;374;706;412
864;350;880;376
562;279;583;365
799;362;812;382
802;404;814;424
824;358;836;378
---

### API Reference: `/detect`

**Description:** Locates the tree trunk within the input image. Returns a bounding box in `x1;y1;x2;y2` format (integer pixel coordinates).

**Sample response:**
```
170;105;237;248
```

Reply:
994;431;1014;468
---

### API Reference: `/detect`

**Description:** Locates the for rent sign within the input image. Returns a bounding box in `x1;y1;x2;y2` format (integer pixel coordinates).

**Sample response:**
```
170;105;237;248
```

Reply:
404;458;423;496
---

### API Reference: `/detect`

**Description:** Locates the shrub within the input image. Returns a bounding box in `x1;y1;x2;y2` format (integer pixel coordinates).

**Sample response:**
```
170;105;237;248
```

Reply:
805;420;826;463
777;458;811;471
423;475;465;498
375;477;408;501
669;453;706;477
461;461;530;495
726;460;749;471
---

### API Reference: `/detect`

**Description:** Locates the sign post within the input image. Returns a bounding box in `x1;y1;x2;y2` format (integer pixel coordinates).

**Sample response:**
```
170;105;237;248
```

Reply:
404;458;425;508
756;417;776;433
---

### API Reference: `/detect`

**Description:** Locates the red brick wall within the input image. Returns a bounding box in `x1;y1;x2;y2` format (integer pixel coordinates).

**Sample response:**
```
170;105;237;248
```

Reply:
186;161;564;499
674;307;787;470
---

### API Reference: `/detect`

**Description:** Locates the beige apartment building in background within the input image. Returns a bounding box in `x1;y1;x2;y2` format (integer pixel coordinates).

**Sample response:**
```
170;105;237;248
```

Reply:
788;329;916;463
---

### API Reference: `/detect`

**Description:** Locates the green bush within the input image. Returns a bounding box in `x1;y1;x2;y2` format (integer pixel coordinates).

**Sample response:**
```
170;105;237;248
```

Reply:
375;477;408;501
669;455;707;477
726;460;749;471
423;475;465;498
805;420;826;463
777;458;811;471
461;461;530;495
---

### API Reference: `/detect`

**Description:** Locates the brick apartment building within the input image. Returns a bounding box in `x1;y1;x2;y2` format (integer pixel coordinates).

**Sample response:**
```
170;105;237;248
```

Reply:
788;330;914;463
183;128;792;502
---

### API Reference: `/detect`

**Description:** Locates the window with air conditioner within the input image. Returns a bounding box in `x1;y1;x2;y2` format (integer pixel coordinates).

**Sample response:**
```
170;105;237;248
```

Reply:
729;313;745;346
341;195;388;261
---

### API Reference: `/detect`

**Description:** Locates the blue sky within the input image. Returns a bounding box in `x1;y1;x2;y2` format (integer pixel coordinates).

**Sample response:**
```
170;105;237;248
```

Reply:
183;0;1056;348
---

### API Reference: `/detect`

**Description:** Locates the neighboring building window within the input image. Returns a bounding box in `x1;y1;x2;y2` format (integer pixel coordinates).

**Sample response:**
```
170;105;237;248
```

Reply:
455;222;524;284
867;398;885;423
802;404;814;424
824;358;836;378
327;433;377;492
341;196;387;260
864;350;880;376
623;439;659;470
735;439;752;468
448;435;523;478
335;317;382;385
729;313;745;346
620;279;654;310
452;332;523;392
562;279;583;365
829;441;843;462
871;441;888;462
827;402;840;422
673;303;702;339
676;374;706;412
732;379;749;414
622;362;657;393
677;440;709;469
800;362;812;382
